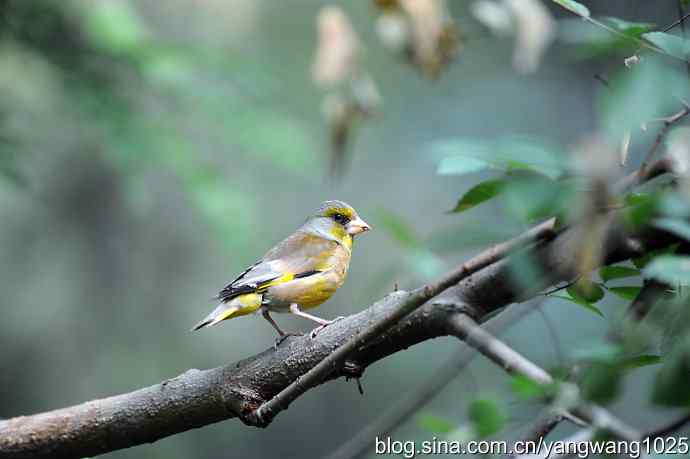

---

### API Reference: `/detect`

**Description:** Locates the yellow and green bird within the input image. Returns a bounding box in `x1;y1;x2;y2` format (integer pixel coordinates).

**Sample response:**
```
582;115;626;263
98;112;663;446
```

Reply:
192;200;371;341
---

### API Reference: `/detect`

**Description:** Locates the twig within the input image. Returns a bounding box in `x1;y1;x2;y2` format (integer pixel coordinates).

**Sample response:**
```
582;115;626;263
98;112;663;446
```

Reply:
593;74;610;89
678;0;690;78
541;279;578;297
520;412;563;443
509;411;565;458
663;11;690;32
247;220;557;426
551;1;675;61
638;104;690;178
447;314;640;441
625;279;672;321
612;158;674;195
328;301;540;459
520;277;675;452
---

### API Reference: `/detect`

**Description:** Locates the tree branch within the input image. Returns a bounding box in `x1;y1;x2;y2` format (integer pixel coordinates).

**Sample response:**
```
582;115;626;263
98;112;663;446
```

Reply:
638;104;690;179
328;301;541;459
0;162;679;459
515;274;674;450
447;314;641;442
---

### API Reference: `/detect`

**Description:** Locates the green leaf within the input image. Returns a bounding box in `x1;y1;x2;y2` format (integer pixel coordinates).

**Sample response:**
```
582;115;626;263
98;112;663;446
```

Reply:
623;192;659;229
568;282;605;304
622;354;662;369
552;292;605;317
438;156;491;176
511;375;548;400
653;218;690;242
494;137;566;180
608;286;641;301
598;57;689;138
624;192;652;206
417;414;455;434
468;398;506;438
599;266;640;283
652;352;690;406
558;19;639;58
645;255;690;285
450;179;507;213
502;173;576;223
434;137;566;180
601;17;654;37
581;361;624;404
553;0;590;18
643;31;690;59
572;342;622;362
633;243;680;269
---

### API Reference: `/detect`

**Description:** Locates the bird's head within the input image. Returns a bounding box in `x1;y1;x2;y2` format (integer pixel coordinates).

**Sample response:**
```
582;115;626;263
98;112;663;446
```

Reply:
307;200;371;244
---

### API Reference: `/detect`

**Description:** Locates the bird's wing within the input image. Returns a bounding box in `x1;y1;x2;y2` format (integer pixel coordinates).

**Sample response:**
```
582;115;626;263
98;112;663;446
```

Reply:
216;231;337;302
216;260;281;301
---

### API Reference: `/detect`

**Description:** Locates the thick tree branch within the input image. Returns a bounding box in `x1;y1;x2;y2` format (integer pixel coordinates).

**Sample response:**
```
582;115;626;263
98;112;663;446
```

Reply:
0;162;679;459
328;301;541;459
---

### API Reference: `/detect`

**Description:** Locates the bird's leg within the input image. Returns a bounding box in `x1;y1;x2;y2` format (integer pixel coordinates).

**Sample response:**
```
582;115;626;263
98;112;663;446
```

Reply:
288;304;345;338
262;308;300;348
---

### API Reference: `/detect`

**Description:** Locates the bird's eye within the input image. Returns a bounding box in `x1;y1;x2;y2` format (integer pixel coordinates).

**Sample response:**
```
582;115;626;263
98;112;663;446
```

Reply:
333;213;348;225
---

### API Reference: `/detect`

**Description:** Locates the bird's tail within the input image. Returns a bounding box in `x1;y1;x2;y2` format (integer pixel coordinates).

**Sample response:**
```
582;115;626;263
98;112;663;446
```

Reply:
191;303;240;331
192;293;263;331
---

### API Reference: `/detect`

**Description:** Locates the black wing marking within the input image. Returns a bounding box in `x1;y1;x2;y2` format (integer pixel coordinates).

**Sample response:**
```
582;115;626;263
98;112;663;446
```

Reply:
216;267;324;302
294;270;322;279
215;260;270;302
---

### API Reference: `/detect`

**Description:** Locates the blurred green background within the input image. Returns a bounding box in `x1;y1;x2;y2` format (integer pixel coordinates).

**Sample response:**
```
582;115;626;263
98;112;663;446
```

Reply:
1;1;689;458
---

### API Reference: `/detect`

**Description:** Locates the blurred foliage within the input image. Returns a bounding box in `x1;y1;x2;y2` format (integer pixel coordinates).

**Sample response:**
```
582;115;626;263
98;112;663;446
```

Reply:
0;0;317;254
598;56;690;139
558;17;654;58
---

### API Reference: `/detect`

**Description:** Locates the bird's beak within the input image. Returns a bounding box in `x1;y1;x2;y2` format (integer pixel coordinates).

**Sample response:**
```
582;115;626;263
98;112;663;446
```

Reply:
346;217;371;235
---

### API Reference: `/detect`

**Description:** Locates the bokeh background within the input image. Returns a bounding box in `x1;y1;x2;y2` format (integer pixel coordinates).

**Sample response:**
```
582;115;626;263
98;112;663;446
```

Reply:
1;1;688;458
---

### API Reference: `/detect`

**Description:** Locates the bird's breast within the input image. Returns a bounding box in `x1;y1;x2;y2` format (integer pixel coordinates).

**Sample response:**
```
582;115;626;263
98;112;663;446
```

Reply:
265;245;351;310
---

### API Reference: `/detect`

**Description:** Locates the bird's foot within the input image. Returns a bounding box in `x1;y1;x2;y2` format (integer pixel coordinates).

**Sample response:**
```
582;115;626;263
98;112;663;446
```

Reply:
309;316;346;339
273;332;303;349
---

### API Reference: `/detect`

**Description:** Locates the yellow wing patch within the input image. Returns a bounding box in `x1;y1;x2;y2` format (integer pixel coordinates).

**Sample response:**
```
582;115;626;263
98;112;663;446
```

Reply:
226;293;263;317
256;272;295;293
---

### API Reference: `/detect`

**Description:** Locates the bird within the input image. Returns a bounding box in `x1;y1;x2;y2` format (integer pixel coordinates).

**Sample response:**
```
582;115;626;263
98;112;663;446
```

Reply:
192;200;371;344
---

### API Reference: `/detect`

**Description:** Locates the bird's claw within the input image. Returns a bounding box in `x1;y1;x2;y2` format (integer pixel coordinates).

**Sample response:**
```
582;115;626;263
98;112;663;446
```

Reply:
273;332;303;349
309;316;346;339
